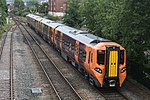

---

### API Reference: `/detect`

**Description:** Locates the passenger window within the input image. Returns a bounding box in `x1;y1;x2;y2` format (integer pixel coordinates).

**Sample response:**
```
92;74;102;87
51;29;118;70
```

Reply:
97;50;105;65
44;25;48;33
75;43;79;55
88;51;91;64
120;50;124;64
49;28;52;37
91;53;93;63
79;49;86;61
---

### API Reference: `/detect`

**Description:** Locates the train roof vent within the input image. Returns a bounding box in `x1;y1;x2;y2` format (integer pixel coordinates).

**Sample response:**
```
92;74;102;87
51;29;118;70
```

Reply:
47;21;51;23
79;31;88;34
69;30;78;35
40;19;43;21
90;40;101;44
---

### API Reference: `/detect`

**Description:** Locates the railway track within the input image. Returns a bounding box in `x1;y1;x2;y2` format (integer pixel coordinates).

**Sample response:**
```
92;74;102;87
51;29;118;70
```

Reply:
0;24;16;99
13;17;82;100
99;88;128;100
0;25;13;60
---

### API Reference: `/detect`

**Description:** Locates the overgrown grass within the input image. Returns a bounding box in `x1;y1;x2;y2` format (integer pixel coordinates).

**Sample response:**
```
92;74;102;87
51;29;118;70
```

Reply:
0;18;13;39
0;24;7;39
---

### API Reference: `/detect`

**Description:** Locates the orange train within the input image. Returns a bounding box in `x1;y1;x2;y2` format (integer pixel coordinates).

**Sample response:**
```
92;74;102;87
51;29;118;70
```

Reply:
26;14;126;87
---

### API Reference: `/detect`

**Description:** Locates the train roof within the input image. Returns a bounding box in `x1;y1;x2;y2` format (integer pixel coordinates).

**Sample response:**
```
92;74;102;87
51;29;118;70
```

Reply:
76;33;111;46
41;18;55;26
56;25;111;46
27;14;111;46
48;22;64;29
27;14;64;29
26;14;44;21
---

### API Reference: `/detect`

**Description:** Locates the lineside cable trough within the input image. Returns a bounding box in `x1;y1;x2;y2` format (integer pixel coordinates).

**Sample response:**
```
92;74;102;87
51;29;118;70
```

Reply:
31;88;42;94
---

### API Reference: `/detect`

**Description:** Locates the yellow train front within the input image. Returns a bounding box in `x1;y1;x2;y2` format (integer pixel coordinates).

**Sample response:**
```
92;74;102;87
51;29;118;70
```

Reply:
26;14;126;88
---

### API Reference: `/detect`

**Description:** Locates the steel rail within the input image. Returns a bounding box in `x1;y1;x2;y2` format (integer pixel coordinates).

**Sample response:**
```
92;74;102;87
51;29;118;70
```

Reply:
10;25;17;100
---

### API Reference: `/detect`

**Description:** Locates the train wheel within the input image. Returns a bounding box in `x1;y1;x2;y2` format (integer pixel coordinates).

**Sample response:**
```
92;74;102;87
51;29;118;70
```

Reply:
89;77;95;86
84;71;89;80
75;63;78;70
67;56;71;63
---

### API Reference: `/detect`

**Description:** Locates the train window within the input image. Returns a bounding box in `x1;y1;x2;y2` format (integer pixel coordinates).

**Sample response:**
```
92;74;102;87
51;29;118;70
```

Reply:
39;23;42;30
88;51;91;64
42;24;44;30
75;43;79;55
49;28;52;37
83;52;86;58
68;43;71;50
120;50;124;64
91;53;93;63
44;25;48;33
36;21;38;27
97;50;105;65
64;41;66;45
56;31;60;40
33;20;36;26
79;49;86;61
71;44;75;52
62;39;64;44
66;42;69;49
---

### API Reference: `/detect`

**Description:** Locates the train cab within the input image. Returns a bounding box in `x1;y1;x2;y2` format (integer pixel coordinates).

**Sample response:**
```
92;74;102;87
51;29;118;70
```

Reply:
91;42;126;87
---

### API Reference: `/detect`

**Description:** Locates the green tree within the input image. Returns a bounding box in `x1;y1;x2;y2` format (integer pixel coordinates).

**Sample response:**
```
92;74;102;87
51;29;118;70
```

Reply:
26;0;38;13
14;0;25;16
14;0;25;10
26;0;38;7
119;0;150;79
81;0;127;37
0;0;7;26
38;2;48;15
63;0;83;28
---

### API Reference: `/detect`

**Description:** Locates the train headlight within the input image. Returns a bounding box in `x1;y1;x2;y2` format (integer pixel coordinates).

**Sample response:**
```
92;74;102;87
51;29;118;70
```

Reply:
95;68;102;74
121;67;126;73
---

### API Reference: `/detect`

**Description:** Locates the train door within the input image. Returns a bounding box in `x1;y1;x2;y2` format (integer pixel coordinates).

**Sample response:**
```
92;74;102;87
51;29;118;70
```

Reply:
52;28;55;43
49;27;53;42
106;46;119;78
47;27;50;41
38;21;39;31
106;46;119;87
87;48;92;70
88;50;95;86
60;32;63;49
74;41;79;64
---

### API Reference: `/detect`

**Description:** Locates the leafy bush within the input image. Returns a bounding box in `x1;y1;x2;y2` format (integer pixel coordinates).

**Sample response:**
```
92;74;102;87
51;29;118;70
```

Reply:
47;15;60;21
0;24;7;39
21;12;30;17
